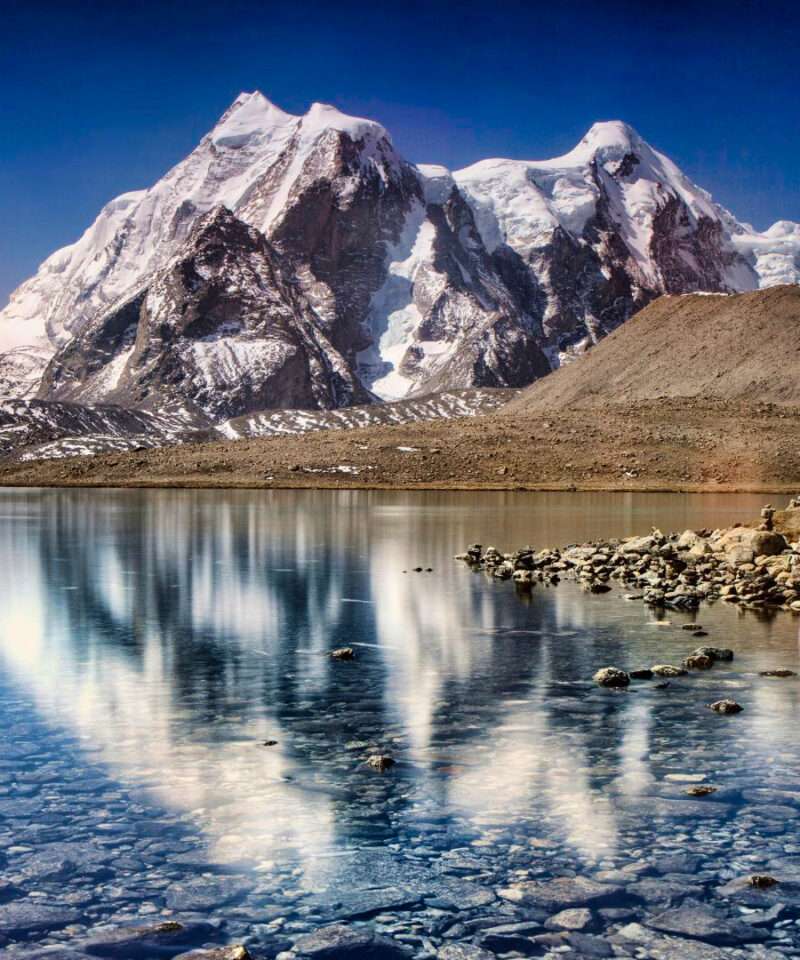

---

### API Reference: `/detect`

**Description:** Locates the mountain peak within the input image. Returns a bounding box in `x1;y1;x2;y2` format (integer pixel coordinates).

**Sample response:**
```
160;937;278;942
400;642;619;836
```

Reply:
301;102;389;143
564;120;648;164
212;91;297;147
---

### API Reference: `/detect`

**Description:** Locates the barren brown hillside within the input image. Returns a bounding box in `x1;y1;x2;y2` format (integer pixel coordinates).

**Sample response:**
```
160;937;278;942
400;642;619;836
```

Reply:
512;285;800;410
2;287;799;492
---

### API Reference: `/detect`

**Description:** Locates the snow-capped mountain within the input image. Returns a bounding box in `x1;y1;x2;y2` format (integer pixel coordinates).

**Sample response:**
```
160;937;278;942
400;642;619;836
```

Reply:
38;205;371;418
1;93;797;421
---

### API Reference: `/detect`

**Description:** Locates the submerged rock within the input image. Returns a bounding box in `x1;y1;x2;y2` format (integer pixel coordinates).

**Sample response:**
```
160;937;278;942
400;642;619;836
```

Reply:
0;901;81;936
438;944;496;960
498;876;623;909
546;907;594;931
174;948;251;960
593;667;630;688
81;919;195;955
165;877;250;912
759;669;797;678
293;923;411;958
644;900;768;945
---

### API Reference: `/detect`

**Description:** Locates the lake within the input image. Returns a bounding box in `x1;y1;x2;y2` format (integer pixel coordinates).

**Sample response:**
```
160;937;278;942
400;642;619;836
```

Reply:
0;489;798;957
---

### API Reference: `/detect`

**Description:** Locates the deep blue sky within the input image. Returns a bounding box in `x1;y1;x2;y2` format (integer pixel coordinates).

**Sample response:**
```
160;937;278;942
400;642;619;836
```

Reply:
2;0;798;305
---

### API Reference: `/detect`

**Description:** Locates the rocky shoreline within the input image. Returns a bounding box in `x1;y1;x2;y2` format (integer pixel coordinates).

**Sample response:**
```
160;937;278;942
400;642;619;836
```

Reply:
457;500;800;616
457;499;800;711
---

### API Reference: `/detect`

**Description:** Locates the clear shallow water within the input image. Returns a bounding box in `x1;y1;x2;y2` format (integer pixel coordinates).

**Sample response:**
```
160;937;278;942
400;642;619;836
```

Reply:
0;489;799;956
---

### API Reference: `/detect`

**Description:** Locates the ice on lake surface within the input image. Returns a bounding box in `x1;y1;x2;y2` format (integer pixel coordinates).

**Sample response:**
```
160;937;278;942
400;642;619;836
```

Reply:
0;488;798;957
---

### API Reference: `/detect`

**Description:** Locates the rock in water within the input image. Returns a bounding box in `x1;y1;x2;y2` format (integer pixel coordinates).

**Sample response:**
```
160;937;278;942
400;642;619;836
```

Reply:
593;667;630;688
365;755;395;772
686;785;717;797
708;699;743;714
692;646;734;662
0;902;81;936
293;923;411;958
759;669;796;678
749;874;778;888
645;900;768;945
498;876;623;909
174;948;252;960
546;908;594;931
80;920;217;955
683;654;714;670
651;664;688;677
438;945;497;960
330;647;356;660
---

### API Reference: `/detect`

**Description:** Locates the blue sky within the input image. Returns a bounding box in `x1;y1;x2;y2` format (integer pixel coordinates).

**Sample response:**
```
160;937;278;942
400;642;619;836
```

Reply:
2;0;798;305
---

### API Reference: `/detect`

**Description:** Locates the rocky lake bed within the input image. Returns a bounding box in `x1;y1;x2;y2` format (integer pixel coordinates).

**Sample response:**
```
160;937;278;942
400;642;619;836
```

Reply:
0;490;799;959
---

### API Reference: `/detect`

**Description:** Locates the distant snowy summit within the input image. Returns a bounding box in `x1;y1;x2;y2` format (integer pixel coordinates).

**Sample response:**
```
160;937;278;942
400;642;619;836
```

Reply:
0;91;797;420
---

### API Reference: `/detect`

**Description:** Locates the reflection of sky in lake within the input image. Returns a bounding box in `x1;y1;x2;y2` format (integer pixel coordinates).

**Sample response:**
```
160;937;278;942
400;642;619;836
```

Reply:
0;488;799;884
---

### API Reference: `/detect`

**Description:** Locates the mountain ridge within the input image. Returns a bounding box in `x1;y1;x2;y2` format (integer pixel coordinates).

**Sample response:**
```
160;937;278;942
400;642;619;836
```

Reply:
1;92;798;424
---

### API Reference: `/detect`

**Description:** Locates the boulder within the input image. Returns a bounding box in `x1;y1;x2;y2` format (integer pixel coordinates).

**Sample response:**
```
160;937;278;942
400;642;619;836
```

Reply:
330;647;356;660
593;667;630;688
717;527;788;565
692;646;734;662
708;699;743;714
621;535;656;555
365;755;395;772
683;654;713;670
749;874;779;889
651;664;688;677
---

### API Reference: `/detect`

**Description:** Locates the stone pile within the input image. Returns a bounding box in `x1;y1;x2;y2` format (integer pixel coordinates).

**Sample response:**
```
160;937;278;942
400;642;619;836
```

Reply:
456;502;800;615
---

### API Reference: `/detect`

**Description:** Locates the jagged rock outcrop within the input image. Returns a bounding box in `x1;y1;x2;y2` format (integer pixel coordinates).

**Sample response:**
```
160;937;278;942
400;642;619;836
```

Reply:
38;207;370;419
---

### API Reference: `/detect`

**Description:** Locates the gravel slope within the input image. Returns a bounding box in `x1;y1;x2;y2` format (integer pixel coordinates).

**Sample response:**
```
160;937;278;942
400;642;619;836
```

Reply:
2;289;799;492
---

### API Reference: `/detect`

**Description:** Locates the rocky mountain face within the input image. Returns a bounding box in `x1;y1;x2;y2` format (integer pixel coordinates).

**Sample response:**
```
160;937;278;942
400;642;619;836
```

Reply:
1;93;798;428
37;206;371;419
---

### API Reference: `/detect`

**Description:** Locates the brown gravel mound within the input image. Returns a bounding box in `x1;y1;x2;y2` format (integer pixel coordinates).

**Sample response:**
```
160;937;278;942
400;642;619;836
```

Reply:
511;285;800;411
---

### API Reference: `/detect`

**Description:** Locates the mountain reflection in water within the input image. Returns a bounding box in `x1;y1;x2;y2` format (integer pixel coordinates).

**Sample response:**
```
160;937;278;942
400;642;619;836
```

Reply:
0;488;797;882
